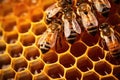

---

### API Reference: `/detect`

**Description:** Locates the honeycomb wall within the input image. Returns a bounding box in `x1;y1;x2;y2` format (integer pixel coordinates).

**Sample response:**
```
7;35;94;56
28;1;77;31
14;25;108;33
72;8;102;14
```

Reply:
0;0;120;80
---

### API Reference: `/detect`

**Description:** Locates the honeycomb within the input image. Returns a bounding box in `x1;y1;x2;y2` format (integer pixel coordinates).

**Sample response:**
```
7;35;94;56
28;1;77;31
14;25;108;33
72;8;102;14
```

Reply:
0;0;120;80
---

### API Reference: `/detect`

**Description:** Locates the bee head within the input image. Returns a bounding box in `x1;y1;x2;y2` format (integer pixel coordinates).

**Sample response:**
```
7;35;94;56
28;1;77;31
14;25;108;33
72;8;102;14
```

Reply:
79;3;91;12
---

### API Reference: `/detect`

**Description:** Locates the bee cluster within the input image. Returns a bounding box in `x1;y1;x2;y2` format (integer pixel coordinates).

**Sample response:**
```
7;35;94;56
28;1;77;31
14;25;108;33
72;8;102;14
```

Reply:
38;0;120;59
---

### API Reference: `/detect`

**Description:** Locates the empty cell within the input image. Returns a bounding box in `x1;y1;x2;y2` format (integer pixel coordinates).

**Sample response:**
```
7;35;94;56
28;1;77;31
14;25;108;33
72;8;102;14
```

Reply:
70;42;87;57
0;54;11;69
13;3;28;16
59;54;75;68
8;44;23;58
42;51;58;64
83;71;99;80
34;73;50;80
106;52;120;65
81;32;99;46
16;70;32;80
65;68;81;80
32;23;47;35
12;58;28;72
87;46;104;61
2;68;15;80
20;34;35;46
17;18;31;33
29;7;43;22
77;56;93;72
95;61;112;76
101;76;117;80
28;60;44;75
24;46;40;61
113;66;120;79
46;64;64;79
2;16;16;31
4;32;18;44
0;40;6;54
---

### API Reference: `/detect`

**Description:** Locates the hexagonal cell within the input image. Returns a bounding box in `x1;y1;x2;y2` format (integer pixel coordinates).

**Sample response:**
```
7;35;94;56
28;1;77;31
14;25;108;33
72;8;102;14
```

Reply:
20;34;35;46
8;44;23;58
94;61;112;76
24;46;40;61
81;31;99;46
113;66;120;79
87;46;104;61
70;41;87;57
106;52;120;65
12;58;28;72
101;76;117;80
32;23;47;36
77;56;93;72
0;54;11;69
4;32;18;44
34;73;50;80
45;64;64;79
2;16;16;31
29;7;43;22
2;68;15;80
0;40;6;54
23;0;41;6
42;51;58;64
17;18;31;33
59;53;75;68
13;3;28;16
83;71;99;80
16;70;32;80
65;68;81;80
28;60;44;75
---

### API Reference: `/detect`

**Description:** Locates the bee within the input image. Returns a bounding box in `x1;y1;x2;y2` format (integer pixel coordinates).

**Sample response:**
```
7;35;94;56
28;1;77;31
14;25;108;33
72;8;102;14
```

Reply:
38;20;62;54
99;23;120;58
77;3;98;36
45;0;73;19
88;0;111;17
62;6;81;43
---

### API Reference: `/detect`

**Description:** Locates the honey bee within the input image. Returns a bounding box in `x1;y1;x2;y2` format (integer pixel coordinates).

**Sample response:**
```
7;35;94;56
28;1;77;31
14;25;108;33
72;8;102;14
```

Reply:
77;3;98;36
45;0;73;19
62;6;81;43
38;20;62;54
88;0;111;17
99;23;120;58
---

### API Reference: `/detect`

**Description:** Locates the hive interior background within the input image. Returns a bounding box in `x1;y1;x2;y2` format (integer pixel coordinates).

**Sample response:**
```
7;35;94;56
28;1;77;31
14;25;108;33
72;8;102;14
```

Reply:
0;0;120;80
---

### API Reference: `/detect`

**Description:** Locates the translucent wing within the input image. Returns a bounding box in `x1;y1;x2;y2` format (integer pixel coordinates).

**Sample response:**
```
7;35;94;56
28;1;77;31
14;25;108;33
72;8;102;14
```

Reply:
88;11;98;27
72;18;81;34
45;3;61;18
62;16;71;38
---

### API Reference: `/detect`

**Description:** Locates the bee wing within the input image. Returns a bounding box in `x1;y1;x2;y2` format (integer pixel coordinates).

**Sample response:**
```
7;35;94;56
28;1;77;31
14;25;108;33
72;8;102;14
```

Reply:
62;16;71;38
45;3;61;18
72;18;81;34
38;29;50;45
102;0;111;8
80;12;90;29
94;0;103;12
88;12;98;27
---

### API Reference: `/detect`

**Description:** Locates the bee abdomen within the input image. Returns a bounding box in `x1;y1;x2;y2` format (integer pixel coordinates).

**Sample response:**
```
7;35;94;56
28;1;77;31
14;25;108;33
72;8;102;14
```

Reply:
40;43;51;54
67;30;77;44
88;27;98;36
112;49;120;59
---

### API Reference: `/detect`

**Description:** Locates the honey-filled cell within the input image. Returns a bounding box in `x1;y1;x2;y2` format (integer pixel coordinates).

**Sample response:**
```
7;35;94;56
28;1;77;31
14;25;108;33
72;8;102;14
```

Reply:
34;73;50;80
0;40;6;54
